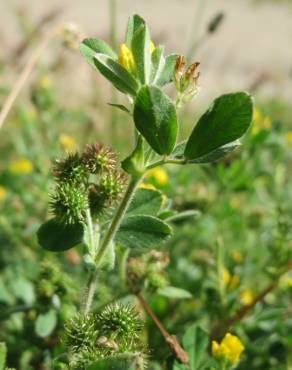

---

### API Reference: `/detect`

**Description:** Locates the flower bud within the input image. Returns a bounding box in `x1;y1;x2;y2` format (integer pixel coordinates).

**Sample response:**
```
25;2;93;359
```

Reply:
118;43;136;75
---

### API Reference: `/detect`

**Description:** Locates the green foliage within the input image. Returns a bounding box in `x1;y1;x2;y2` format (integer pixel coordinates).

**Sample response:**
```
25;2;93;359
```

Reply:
134;86;178;155
80;38;117;67
35;309;57;338
185;92;253;160
127;188;163;216
122;135;145;178
2;9;291;370
157;286;192;299
116;215;172;253
37;218;84;251
0;343;7;370
131;22;151;84
93;54;139;96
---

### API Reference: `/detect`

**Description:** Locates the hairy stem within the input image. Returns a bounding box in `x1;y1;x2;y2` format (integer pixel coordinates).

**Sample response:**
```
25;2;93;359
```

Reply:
82;269;98;315
94;177;141;266
82;176;142;313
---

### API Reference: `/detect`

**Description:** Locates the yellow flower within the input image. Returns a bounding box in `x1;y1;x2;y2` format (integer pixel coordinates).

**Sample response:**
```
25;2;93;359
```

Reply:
118;40;155;75
240;288;254;306
231;250;243;263
212;333;244;365
118;44;136;75
285;131;292;145
222;268;231;285
139;183;156;190
252;109;271;135
147;167;168;186
59;134;76;151
0;186;7;202
9;159;33;174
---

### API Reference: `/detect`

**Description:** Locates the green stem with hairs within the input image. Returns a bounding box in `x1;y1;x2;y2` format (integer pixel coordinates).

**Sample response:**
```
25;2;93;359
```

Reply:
82;176;142;314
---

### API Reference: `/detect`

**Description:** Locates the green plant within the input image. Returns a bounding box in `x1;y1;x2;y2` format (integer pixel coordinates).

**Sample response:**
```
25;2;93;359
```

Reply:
35;14;253;369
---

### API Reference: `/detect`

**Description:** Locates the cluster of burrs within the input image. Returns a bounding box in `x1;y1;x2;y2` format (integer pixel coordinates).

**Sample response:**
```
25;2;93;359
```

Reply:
50;143;127;225
64;303;147;369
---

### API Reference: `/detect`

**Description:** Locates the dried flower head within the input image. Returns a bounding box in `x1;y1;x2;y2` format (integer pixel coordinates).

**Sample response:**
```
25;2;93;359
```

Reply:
82;143;117;174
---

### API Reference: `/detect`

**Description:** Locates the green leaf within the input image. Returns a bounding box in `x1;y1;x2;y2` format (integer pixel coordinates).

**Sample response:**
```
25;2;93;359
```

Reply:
172;362;186;370
11;278;35;305
127;188;163;216
182;325;208;370
131;23;152;84
80;38;117;67
35;310;57;338
134;86;178;155
107;103;131;114
0;342;7;370
125;14;146;48
121;135;145;178
156;53;178;86
172;140;241;163
115;215;172;253
151;46;166;84
165;210;201;223
37;218;84;252
185;92;253;160
158;286;192;299
94;54;139;96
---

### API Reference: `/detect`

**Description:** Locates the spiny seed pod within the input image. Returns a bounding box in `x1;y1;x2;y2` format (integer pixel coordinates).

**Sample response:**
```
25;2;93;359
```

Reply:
50;183;88;224
97;303;143;340
64;313;98;352
88;171;127;216
82;143;117;174
98;171;127;205
88;184;107;216
53;153;88;185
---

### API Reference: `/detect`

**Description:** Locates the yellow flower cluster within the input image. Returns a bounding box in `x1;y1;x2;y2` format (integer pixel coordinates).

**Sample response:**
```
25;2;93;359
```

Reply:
252;109;271;135
59;134;76;151
0;186;7;202
9;159;33;174
147;167;169;186
212;333;244;365
118;41;155;75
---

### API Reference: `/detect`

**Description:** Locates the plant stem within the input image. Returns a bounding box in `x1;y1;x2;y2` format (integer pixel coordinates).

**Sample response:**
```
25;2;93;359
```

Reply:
82;176;142;314
132;287;189;364
95;177;141;266
82;269;98;315
225;261;292;328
